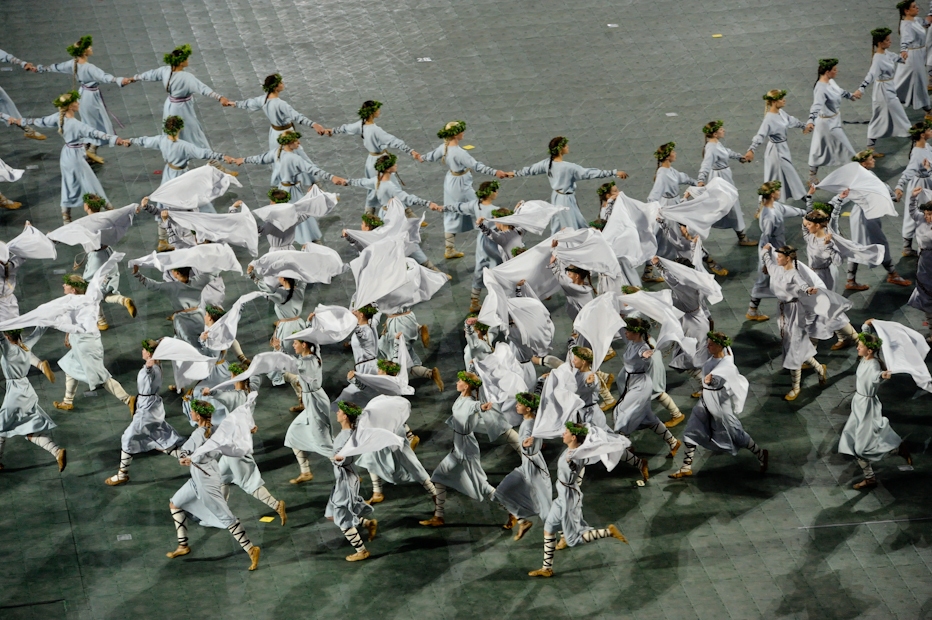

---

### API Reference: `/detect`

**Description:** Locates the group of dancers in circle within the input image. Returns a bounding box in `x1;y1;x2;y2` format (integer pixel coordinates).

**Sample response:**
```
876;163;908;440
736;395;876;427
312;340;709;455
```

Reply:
0;7;931;577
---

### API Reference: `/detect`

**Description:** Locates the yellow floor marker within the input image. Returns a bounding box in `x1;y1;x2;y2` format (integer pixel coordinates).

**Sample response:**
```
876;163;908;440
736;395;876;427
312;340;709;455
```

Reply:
463;145;475;150
259;516;276;523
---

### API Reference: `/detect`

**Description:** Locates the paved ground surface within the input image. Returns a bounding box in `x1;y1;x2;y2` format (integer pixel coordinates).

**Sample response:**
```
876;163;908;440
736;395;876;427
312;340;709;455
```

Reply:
1;0;931;618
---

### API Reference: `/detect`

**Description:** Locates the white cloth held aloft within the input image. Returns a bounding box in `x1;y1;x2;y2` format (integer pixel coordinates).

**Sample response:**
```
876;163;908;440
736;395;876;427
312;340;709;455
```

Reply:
374;258;449;313
191;392;258;460
553;227;622;278
284;304;356;345
3;225;58;261
129;243;242;275
350;237;408;309
474;342;530;404
148;166;242;211
249;246;344;284
203;291;268;350
871;320;932;393
658;256;723;305
212;351;298;392
568;425;633;472
532;363;585;439
151;337;215;389
48;204;137;252
167;205;259;257
490;200;568;235
573;293;625;373
352;334;414;396
817;163;897;219
659;178;738;239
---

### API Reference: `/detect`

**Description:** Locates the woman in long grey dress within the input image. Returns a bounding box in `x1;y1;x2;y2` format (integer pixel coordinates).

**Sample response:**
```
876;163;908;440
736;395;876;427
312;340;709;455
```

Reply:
648;142;696;204
328;401;378;562
167;400;261;570
852;28;910;153
806;59;859;181
906;188;932;341
513;136;627;236
528;421;628;578
103;340;182;486
0;48;45;140
0;330;66;472
838;327;912;490
698;120;756;246
894;1;932;112
895;123;932;256
284;338;334;484
744;90;812;200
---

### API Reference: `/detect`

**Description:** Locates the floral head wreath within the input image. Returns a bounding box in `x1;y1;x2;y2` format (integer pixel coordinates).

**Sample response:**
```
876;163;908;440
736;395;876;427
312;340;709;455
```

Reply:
355;304;378;318
191;400;215;417
624;317;650;334
67;35;93;58
621;285;641;294
589;218;606;230
205;305;226;320
475;180;500;200
758;180;782;196
53;90;80;109
3;328;24;338
909;122;929;139
897;0;914;11
337;401;362;418
818;58;839;73
227;362;246;377
811;201;833;214
515;392;540;410
571;346;594;363
377;358;401;375
702;120;724;136
707;331;732;348
374;153;397;173
268;188;290;203
457;370;482;388
277;131;302;146
852;149;874;163
858;332;883;350
565;421;589;437
762;89;788;103
361;213;383;228
358;100;382;121
437;120;467;140
491;208;513;218
164;44;193;67
82;193;107;211
511;246;527;257
654;141;676;162
804;208;830;224
141;339;159;354
871;27;892;42
62;274;88;291
163;115;185;136
262;73;283;94
549;137;568;157
597;181;616;198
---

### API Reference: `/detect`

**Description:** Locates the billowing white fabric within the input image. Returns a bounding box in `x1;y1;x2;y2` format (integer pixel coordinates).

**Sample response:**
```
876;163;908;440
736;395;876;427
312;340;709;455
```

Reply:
615;192;660;265
709;353;750;414
488;239;561;299
203;291;268;350
831;233;885;266
553;228;622;278
532;363;585;439
0;293;98;334
478;269;510;329
4;225;57;261
148;165;242;211
659;178;738;238
817;163;897;219
151;337;215;389
128;243;242;275
248;246;344;284
350;237;408;309
568;425;633;472
191;392;258;460
490;200;568;235
0;157;24;183
356;395;411;432
166;205;259;257
293;184;339;217
658;256;723;305
508;296;555;355
344;199;422;256
616;290;696;357
474;342;529;404
337;426;405;458
602;195;646;265
353;334;414;396
284;305;356;345
87;251;125;304
48;204;137;252
212;351;298;392
375;258;449;313
795;262;853;322
871;320;932;393
573;293;625;373
252;202;298;232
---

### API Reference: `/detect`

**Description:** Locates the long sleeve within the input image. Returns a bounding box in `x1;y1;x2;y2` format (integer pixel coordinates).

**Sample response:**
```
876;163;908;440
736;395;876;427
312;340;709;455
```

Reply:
129;135;162;150
331;120;362;136
131;66;167;82
81;62;121;85
808;87;824;123
35;59;74;75
232;95;265;112
697;149;714;183
785;113;806;130
514;159;550;177
0;49;27;68
244;151;276;166
419;144;445;163
277;99;315;127
478;221;508;246
568;162;616;181
371;125;414;154
462;152;498;176
178;140;225;163
748;118;768;152
909;195;925;225
296;158;333;183
22;113;61;129
675;169;697;186
393;188;430;208
443;200;479;217
347;177;377;190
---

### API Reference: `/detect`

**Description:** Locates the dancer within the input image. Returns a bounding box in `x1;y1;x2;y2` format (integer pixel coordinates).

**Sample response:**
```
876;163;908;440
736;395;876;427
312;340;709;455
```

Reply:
895;122;932;256
0;329;66;472
103;339;183;485
476;211;525;263
284;337;334;484
852;28;910;154
906;188;932;341
806;59;859;182
648;142;696;204
698;120;756;246
669;332;769;478
548;252;594;321
166;400;261;570
11;91;131;223
513;136;626;235
894;1;932;113
0;48;45;140
329;401;378;561
346;153;441;218
745;90;812;200
132;263;211;346
35;35;131;164
379;307;443;391
838;325;912;489
422;121;510;258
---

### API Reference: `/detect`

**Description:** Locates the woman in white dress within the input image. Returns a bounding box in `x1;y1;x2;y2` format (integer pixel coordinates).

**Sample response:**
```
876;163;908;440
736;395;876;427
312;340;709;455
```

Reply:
744;90;812;200
698;120;756;246
647;142;696;204
853;28;910;154
894;0;932;113
806;59;860;182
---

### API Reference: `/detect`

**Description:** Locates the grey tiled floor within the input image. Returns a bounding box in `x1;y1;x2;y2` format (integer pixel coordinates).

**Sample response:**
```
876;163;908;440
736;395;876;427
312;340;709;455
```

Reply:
1;0;932;619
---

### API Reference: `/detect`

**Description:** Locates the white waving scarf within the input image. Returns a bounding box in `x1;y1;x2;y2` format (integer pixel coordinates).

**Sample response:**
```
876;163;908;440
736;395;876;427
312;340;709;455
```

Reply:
478;269;510;329
284;305;356;345
294;184;338;217
871;320;932;393
659;178;738;238
508;296;555;355
817;162;897;219
532;363;585;439
573;293;625;373
658;256;723;305
4;225;57;261
617;290;696;357
47;204;137;252
151;337;214;389
149;165;242;211
86;251;125;305
489;237;562;299
375;258;449;313
475;342;529;404
353;334;414;396
356;394;411;434
0;293;98;334
490;200;568;235
615;192;660;265
0;157;24;183
709;353;750;414
602;195;645;265
252;202;298;233
350;237;409;309
569;425;633;472
826;210;885;266
128;243;242;275
192;392;258;460
211;351;298;392
248;246;344;283
795;262;853;322
553;228;622;278
166;204;259;257
203;291;267;350
344;198;409;249
337;426;405;458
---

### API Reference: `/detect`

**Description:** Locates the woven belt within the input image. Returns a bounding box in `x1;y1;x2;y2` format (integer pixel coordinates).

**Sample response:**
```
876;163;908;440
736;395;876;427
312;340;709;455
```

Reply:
769;137;787;144
166;162;187;171
712;164;729;170
80;84;100;92
819;112;839;119
137;392;158;397
66;143;86;149
555;189;574;195
450;170;468;177
369;150;387;156
877;78;893;82
907;46;924;50
271;122;294;131
168;94;193;103
276;316;302;324
281;182;296;187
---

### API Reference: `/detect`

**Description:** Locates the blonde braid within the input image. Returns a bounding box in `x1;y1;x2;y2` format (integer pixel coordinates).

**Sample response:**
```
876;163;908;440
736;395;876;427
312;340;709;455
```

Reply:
58;108;67;135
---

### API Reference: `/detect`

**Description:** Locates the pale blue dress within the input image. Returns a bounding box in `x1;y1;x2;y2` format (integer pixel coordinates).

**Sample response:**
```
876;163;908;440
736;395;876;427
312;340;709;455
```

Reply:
430;395;495;500
121;363;182;453
422;144;499;234
325;428;373;529
36;59;126;144
514;159;616;234
493;417;553;520
443;199;499;288
748;111;807;200
170;427;236;529
838;357;902;462
284;353;334;458
681;356;750;455
542;448;596;546
333;120;416;210
0;334;56;438
131;66;221;149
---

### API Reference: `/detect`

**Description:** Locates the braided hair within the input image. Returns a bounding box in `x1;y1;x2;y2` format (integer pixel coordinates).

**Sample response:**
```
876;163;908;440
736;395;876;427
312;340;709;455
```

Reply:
548;136;568;176
776;244;799;270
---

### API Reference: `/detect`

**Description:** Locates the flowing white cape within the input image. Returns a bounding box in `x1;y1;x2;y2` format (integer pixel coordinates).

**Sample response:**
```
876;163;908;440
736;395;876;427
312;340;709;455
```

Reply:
344;198;422;256
295;185;339;217
284;305;356;345
203;291;268;350
338;394;406;457
487;239;561;299
532;363;585;439
568;425;633;472
191;392;258;460
553;228;622;278
248;246;344;284
573;293;625;373
128;243;242;275
350;237;409;309
659;178;739;238
0;292;98;334
0;225;57;263
212;351;298;392
871;320;932;393
709;354;750;414
352;334;415;396
148;166;242;211
47;204;136;252
474;342;529;404
151;337;215;390
603;195;649;265
374;258;449;313
166;205;259;257
0;157;24;183
616;290;697;357
817;163;897;219
658;256;724;305
613;192;659;266
489;200;568;235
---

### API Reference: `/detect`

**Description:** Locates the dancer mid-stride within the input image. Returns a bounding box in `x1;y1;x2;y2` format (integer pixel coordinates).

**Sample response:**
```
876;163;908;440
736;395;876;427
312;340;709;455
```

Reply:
745;90;812;200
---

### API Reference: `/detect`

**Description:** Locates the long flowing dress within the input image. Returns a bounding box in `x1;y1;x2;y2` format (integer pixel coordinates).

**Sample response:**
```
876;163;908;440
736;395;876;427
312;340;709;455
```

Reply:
802;221;842;291
542;448;595;546
514;159;616;234
859;51;910;140
130;134;225;183
333;120;416;211
663;268;712;371
35;59;126;144
131;66;221;149
333;321;380;404
895;19;931;110
430;395;495;500
838;358;901;462
284;353;334;458
761;249;816;369
421;144;499;234
648;166;696;205
170;428;237;529
907;195;932;317
698;141;747;231
0;335;55;438
121;363;182;453
682;356;750;455
750;202;807;300
611;340;657;434
442;200;499;288
325;429;374;529
58;330;112;391
494;417;553;520
808;80;856;168
896;143;932;240
748;111;807;200
0;49;26;118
